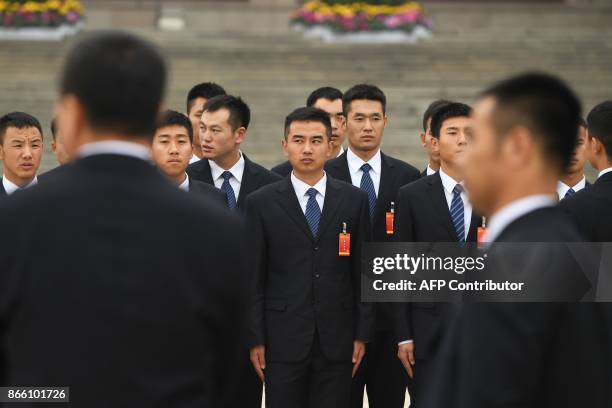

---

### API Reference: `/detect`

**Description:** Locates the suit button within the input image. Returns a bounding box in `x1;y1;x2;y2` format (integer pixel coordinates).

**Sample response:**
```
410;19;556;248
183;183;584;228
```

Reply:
314;246;319;251
315;274;320;279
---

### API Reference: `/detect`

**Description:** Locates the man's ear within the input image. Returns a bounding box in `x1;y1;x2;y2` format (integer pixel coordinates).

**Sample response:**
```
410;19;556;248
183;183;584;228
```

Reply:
0;144;4;161
281;137;289;157
430;136;440;151
235;127;247;145
420;132;427;147
504;125;534;169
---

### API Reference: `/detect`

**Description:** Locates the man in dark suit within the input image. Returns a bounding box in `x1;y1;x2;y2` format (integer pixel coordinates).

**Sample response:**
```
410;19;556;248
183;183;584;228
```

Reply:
272;87;346;176
557;117;590;199
247;107;374;408
0;31;246;407
561;101;612;240
424;73;611;408
394;102;481;407
325;84;420;408
0;112;44;198
418;99;451;177
187;95;281;211
185;82;226;164
151;109;226;206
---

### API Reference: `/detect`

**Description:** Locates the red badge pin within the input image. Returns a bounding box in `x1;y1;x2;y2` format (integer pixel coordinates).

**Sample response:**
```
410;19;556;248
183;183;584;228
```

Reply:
339;222;351;256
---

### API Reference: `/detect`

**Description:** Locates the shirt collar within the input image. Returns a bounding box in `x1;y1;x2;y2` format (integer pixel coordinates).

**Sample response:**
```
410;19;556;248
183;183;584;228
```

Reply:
557;176;586;198
209;152;245;183
438;167;464;196
426;164;437;176
485;194;557;243
179;173;189;192
346;147;381;175
336;146;345;158
77;140;151;161
290;171;327;198
598;167;612;179
2;175;38;195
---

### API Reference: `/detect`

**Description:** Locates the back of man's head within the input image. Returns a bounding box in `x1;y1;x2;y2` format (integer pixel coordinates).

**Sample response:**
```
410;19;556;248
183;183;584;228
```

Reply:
60;31;166;138
481;72;581;174
586;101;612;162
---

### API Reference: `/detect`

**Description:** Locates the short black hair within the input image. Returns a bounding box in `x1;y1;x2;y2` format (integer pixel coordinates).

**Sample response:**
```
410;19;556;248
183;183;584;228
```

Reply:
578;117;587;129
343;84;386;116
60;31;166;138
586;101;612;160
423;99;452;132
203;95;250;131
156;110;194;143
50;118;57;141
430;102;472;139
481;72;581;172
306;87;343;108
186;82;226;113
0;112;43;145
284;107;332;140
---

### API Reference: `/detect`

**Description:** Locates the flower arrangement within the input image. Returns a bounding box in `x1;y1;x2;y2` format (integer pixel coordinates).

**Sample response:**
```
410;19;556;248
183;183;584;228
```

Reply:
0;0;84;28
291;0;431;34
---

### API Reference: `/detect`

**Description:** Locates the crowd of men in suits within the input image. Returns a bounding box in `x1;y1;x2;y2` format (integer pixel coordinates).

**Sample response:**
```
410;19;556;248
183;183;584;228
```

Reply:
0;30;611;408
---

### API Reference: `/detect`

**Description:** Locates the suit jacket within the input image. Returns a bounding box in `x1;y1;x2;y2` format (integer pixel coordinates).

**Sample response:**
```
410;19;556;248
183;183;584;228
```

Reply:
270;160;292;177
38;165;69;183
0;154;247;407
560;172;612;241
392;172;480;359
187;154;281;211
189;178;227;207
325;150;420;331
0;181;5;197
246;176;374;363
424;207;611;408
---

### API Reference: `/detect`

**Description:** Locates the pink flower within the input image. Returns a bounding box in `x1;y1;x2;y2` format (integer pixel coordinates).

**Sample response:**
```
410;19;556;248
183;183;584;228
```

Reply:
301;10;316;23
384;15;403;29
67;12;80;22
340;16;356;30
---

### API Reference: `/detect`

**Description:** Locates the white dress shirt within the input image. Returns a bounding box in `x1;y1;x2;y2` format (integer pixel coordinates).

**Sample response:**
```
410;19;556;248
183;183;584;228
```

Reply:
426;164;437;176
598;167;612;179
2;175;38;195
291;171;326;214
209;153;245;200
557;176;586;200
77;140;151;160
438;168;472;240
189;154;200;164
485;194;557;244
178;173;190;192
336;146;345;158
346;148;381;196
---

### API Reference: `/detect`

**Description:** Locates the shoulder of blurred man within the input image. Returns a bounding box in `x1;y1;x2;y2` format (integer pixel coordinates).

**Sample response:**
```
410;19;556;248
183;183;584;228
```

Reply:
270;160;292;177
189;178;227;208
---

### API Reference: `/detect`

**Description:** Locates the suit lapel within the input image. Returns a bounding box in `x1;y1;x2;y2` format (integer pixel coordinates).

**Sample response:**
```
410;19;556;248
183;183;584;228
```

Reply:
316;178;344;241
375;153;396;223
467;212;482;243
237;154;260;208
195;160;214;185
428;173;458;241
0;181;5;196
276;177;314;241
330;152;352;183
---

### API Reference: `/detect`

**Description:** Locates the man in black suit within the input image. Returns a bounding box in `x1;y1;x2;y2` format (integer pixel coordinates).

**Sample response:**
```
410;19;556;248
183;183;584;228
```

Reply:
424;73;611;408
187;95;281;211
0;31;246;407
561;101;612;241
151;109;226;206
272;87;346;176
394;102;481;407
185;82;226;164
419;99;451;177
325;84;420;408
247;107;374;408
0;112;44;198
557;117;590;199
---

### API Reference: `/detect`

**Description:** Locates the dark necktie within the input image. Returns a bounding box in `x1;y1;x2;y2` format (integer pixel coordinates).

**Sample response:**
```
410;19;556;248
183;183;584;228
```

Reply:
221;171;237;210
450;184;465;243
360;163;377;219
564;187;576;200
305;188;321;238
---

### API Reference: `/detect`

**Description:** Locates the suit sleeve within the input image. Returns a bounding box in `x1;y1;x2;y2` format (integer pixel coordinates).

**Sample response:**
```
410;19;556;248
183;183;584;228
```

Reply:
353;191;375;342
245;195;267;348
392;188;414;343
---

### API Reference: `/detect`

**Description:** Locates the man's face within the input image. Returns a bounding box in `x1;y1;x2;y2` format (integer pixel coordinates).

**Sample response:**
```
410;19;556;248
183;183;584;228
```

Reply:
0;126;43;185
282;121;332;175
200;108;244;161
151;125;192;179
51;131;71;165
566;125;588;175
464;97;506;216
313;98;346;150
188;97;207;154
420;117;440;164
433;116;473;169
345;99;387;153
